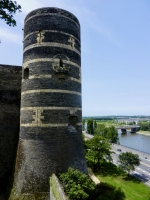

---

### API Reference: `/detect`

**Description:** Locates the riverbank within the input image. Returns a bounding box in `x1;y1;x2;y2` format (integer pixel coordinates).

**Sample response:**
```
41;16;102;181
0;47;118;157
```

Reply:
137;130;150;135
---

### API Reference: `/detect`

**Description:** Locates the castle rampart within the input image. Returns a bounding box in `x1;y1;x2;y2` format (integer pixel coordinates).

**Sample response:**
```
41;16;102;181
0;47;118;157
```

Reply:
9;7;87;199
0;64;21;198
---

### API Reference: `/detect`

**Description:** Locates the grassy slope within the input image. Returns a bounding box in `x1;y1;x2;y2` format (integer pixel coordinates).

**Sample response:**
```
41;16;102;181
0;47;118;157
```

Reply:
95;162;150;200
97;175;149;200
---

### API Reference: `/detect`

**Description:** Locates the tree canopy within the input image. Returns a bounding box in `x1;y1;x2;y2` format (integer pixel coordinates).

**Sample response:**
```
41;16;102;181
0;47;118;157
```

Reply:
85;135;113;168
59;167;95;200
118;152;140;175
138;121;150;131
82;118;86;131
87;118;94;135
94;124;119;143
0;0;21;26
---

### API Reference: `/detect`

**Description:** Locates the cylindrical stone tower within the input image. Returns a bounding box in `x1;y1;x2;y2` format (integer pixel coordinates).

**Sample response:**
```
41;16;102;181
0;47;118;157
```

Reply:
10;7;87;199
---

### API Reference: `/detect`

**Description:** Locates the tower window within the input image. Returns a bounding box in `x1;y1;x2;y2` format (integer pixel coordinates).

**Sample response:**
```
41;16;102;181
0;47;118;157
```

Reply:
24;68;29;79
69;116;78;126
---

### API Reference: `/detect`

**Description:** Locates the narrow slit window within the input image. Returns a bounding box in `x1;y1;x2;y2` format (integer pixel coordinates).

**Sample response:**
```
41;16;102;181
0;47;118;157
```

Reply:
24;68;29;79
69;116;78;126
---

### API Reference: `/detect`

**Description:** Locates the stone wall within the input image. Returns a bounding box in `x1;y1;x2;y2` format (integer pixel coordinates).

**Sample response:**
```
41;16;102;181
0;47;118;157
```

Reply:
10;7;87;199
0;64;22;198
50;174;67;200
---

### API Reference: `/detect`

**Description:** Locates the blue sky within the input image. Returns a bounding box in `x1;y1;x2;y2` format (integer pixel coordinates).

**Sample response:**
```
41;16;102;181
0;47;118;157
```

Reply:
1;0;150;116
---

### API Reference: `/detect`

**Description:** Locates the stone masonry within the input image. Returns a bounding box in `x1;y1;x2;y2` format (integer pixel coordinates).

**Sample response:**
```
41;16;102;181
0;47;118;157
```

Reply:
8;7;87;199
0;65;22;199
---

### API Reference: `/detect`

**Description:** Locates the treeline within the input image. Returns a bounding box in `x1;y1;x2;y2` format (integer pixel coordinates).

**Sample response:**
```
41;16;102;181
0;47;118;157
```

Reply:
83;117;114;121
138;121;150;131
83;118;119;144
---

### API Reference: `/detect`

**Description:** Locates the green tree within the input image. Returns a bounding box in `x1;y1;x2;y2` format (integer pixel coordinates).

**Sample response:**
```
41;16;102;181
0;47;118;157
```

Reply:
128;122;134;125
0;0;21;26
82;132;85;143
87;118;94;135
138;121;150;131
118;152;140;176
82;118;85;131
94;124;119;143
104;126;119;143
85;135;113;168
59;167;95;200
95;182;125;200
93;120;97;130
94;123;106;136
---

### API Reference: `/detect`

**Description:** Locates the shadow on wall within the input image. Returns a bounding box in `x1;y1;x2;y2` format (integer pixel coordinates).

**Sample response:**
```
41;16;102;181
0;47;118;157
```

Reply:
0;65;22;199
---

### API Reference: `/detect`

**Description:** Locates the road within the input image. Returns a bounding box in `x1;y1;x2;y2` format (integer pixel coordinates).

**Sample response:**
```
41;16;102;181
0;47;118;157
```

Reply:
112;144;150;186
84;132;150;187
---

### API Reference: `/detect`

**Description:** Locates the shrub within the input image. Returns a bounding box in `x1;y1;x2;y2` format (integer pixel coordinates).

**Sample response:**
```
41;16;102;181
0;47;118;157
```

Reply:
94;182;125;200
59;167;95;200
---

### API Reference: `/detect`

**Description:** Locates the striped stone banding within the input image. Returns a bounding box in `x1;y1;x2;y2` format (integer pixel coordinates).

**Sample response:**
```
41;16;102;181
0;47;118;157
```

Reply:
70;77;81;83
23;75;52;80
23;58;80;69
22;76;81;83
20;122;82;127
23;42;81;55
21;89;81;96
21;107;82;111
25;13;80;28
24;30;80;44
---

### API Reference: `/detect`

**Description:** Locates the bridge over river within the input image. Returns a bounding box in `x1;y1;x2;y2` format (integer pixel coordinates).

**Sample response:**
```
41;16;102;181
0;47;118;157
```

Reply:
116;125;140;134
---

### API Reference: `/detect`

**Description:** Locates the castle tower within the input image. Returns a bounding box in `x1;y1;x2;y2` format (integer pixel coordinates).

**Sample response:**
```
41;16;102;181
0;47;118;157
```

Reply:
10;7;87;199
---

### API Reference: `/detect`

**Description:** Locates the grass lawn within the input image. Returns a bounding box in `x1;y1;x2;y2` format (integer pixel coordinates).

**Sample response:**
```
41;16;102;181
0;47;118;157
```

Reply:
95;162;150;200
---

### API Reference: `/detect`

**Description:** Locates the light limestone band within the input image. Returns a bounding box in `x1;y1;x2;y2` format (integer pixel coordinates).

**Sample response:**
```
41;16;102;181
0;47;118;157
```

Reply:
70;77;81;83
23;42;80;56
21;107;81;111
22;76;81;83
24;30;80;44
20;122;82;127
25;13;80;28
23;75;52;80
23;58;80;69
21;89;81;96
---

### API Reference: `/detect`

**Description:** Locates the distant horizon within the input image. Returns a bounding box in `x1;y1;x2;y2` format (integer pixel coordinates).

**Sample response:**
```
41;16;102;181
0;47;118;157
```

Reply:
83;115;150;117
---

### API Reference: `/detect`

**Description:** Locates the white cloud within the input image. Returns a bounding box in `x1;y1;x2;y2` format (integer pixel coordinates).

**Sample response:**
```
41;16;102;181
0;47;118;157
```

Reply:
0;28;22;45
88;21;124;49
17;0;43;14
16;0;77;24
17;0;72;14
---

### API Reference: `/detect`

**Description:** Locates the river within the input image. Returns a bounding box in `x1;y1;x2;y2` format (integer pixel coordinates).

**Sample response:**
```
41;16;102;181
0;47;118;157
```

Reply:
118;130;150;154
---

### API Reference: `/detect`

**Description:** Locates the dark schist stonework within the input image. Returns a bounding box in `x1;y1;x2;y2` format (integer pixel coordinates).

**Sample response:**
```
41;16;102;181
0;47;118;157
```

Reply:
24;31;81;50
23;47;81;64
21;93;81;107
9;7;87;200
21;78;81;92
0;65;21;199
25;62;80;78
24;11;80;39
24;7;80;25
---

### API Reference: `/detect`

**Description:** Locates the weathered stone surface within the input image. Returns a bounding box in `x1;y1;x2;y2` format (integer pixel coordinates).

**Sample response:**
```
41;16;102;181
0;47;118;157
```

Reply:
0;65;22;199
50;174;67;200
21;93;81;107
21;77;81;92
10;7;87;200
